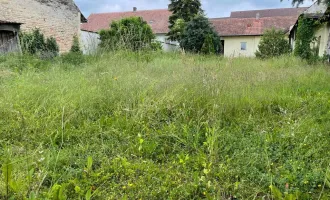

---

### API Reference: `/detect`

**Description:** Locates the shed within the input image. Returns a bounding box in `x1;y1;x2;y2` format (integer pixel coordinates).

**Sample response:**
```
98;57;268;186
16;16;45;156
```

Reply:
0;20;22;54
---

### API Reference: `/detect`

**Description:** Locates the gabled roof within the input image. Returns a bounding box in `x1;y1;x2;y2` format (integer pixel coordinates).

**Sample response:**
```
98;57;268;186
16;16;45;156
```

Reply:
210;16;299;36
230;7;308;18
81;9;171;33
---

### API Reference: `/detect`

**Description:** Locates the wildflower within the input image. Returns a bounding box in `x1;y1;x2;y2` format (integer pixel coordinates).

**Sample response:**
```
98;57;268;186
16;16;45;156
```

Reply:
114;77;118;81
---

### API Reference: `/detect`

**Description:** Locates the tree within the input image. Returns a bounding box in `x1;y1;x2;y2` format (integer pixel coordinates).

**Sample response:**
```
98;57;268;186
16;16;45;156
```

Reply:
180;15;221;54
99;17;155;51
255;29;291;59
167;0;203;41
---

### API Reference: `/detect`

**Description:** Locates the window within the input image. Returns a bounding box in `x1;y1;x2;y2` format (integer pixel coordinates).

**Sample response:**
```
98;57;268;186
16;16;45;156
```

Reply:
241;42;247;50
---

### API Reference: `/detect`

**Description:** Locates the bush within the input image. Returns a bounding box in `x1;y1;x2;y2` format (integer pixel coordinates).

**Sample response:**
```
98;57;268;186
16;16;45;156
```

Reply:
180;15;221;54
70;35;82;54
20;29;59;58
201;34;216;54
255;29;291;59
60;52;85;66
99;17;156;51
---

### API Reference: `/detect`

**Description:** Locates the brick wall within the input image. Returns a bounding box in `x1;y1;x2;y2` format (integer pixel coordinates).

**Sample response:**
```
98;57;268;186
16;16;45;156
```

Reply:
0;0;81;52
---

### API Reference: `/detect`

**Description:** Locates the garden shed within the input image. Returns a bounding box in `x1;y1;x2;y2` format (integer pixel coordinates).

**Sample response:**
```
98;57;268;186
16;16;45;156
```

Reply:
0;20;22;54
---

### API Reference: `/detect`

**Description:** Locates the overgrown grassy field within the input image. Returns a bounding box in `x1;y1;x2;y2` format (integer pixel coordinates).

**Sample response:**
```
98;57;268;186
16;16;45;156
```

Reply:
0;52;329;199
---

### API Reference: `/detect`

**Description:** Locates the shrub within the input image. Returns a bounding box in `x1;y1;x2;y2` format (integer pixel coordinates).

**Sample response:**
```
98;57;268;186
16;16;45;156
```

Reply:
20;29;59;58
201;34;215;54
180;15;221;54
99;17;156;51
255;29;291;59
70;35;82;54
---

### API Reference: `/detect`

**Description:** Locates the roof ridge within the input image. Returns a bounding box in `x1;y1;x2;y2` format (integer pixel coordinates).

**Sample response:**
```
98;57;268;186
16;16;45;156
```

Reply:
231;7;308;13
210;15;298;21
89;8;169;16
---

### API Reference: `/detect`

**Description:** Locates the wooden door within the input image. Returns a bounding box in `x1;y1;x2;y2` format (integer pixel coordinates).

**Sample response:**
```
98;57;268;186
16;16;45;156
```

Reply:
0;30;19;54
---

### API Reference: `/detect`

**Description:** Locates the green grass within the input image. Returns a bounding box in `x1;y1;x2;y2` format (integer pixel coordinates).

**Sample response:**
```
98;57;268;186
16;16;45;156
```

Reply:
0;52;329;199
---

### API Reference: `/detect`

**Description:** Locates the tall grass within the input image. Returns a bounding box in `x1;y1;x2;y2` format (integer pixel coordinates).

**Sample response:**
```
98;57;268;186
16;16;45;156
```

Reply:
0;52;329;199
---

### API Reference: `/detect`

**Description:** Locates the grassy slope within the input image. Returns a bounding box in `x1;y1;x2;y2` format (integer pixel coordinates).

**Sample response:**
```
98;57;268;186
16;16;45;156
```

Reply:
0;52;329;199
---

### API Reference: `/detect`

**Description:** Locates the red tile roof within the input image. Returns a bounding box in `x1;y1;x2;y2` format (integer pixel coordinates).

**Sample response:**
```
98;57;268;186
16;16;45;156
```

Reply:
210;16;299;36
81;9;171;33
230;7;307;18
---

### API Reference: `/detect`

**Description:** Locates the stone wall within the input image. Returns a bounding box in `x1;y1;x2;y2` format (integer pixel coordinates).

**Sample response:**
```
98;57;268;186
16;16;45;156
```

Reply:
0;0;81;52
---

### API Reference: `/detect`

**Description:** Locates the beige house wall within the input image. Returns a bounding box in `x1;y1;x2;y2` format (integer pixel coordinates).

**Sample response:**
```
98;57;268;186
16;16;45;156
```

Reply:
222;36;261;57
0;0;82;53
313;23;330;57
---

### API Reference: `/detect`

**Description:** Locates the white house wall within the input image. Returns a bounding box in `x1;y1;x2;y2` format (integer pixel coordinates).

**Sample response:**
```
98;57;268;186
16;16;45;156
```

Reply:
222;36;261;57
80;30;100;54
155;33;180;52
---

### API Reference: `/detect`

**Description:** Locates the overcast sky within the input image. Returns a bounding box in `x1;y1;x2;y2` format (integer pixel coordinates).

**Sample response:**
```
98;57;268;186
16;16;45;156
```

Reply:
75;0;314;18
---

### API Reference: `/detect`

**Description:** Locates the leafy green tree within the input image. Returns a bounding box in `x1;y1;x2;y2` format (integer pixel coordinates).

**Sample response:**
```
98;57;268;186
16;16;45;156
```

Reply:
99;17;155;51
255;29;291;59
180;15;221;54
167;0;203;41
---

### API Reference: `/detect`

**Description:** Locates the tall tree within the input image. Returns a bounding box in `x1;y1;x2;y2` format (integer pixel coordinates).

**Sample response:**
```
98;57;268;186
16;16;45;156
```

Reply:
180;14;221;54
167;0;203;41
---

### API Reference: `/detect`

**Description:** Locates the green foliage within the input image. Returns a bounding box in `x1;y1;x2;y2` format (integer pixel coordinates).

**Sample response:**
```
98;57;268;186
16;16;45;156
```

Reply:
180;15;221;54
255;29;291;59
201;34;216;54
70;35;82;54
149;40;163;51
99;17;156;51
294;17;320;61
0;52;330;199
167;0;202;41
60;52;86;66
20;29;59;58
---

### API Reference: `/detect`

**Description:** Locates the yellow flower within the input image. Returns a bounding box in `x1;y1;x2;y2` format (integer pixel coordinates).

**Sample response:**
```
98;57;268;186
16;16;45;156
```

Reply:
114;77;118;81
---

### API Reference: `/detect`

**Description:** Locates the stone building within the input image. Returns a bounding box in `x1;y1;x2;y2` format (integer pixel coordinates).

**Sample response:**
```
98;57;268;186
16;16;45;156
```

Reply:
0;0;86;52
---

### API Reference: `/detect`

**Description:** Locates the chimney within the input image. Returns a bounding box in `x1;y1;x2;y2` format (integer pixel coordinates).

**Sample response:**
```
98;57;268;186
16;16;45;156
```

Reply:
256;12;260;19
133;7;137;12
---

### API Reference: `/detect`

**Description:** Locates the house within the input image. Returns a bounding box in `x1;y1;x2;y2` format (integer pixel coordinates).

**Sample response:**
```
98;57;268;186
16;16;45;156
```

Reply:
0;20;22;54
210;16;300;57
210;7;306;57
80;8;179;52
81;7;306;56
0;0;86;53
289;2;330;57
